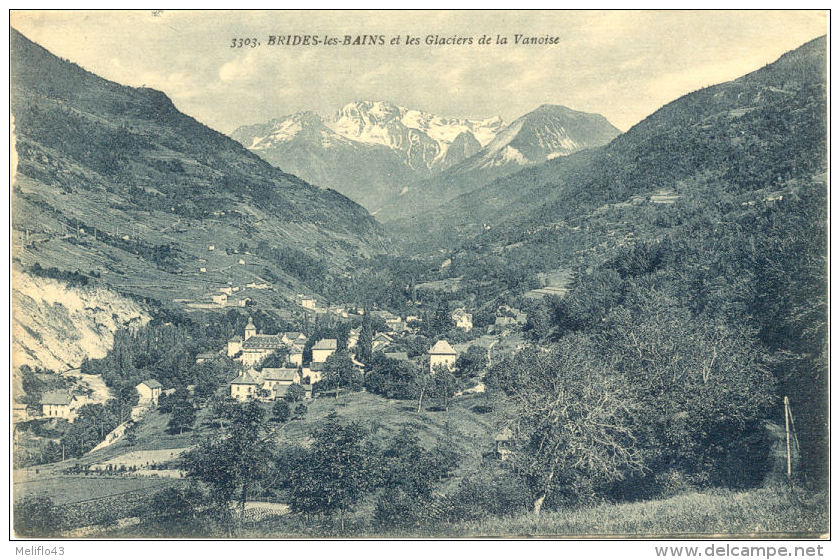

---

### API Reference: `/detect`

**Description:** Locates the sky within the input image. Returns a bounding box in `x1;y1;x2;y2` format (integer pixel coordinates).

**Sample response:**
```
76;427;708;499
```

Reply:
10;10;827;134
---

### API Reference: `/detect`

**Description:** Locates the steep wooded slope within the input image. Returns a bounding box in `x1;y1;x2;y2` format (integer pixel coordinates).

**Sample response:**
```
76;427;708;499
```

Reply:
11;28;388;309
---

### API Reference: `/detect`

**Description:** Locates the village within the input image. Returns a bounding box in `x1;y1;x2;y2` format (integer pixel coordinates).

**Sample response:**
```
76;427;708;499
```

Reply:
13;286;530;475
12;284;533;537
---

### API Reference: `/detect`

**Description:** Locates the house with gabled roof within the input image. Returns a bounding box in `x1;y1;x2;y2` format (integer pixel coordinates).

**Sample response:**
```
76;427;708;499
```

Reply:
429;340;457;373
136;379;163;405
261;367;301;398
281;331;307;346
312;338;338;363
372;332;394;352
451;308;473;332
229;372;260;401
41;391;72;419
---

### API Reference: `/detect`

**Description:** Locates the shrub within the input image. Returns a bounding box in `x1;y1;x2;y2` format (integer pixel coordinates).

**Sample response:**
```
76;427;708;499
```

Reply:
14;494;62;537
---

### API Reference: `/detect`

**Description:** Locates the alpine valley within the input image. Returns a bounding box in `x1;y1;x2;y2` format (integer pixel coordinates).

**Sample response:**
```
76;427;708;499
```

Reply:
10;23;828;541
231;100;620;216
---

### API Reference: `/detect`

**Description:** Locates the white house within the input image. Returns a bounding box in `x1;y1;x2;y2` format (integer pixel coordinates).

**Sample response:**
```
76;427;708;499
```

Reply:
227;335;243;357
229;372;259;401
372;332;394;352
287;345;304;367
261;368;301;399
136;379;163;405
41;392;72;419
452;308;473;332
312;338;338;363
301;363;324;385
241;334;286;366
212;293;228;306
347;326;361;349
299;295;317;310
429;340;457;373
230;369;310;401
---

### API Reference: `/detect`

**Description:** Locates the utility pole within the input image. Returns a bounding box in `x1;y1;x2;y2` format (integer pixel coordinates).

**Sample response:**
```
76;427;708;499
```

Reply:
784;395;792;478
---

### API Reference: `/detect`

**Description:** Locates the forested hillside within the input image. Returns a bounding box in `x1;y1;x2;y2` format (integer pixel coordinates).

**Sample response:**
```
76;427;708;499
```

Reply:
408;36;828;489
11;28;387;309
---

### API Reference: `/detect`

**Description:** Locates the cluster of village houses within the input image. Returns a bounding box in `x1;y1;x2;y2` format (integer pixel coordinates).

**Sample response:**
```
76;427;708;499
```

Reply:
224;315;459;403
17;378;165;422
218;296;526;404
18;293;528;420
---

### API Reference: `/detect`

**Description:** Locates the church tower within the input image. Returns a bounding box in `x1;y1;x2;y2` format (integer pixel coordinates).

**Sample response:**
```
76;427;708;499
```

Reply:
245;317;256;340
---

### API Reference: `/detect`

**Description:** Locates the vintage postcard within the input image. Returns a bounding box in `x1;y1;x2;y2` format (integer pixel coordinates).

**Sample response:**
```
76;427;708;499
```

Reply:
9;10;829;541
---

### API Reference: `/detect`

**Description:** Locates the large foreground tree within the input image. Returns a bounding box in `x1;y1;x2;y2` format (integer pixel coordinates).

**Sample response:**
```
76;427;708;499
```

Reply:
489;335;645;514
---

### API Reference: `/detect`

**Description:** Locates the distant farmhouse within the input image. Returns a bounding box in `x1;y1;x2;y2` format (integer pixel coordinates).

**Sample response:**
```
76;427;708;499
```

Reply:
41;391;72;419
299;294;317;310
451;308;473;331
136;379;163;406
429;340;457;373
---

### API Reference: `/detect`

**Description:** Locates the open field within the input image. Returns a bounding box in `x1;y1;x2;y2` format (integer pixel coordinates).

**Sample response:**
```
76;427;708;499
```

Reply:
434;486;829;538
13;474;175;506
270;390;500;481
243;485;828;538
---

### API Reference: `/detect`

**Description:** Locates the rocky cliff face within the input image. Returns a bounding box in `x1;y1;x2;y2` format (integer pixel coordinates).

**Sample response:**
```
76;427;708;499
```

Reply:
12;269;150;371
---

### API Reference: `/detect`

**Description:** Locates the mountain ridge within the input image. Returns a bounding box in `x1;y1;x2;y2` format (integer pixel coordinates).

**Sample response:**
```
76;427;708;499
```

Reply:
11;27;388;311
373;104;621;221
390;35;826;256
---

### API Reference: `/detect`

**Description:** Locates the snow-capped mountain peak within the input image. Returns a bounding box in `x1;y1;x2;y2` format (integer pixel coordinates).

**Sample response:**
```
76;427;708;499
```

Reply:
327;100;506;172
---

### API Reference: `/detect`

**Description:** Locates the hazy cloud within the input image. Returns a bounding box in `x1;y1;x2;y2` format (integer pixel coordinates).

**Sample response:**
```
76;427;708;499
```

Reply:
11;10;826;134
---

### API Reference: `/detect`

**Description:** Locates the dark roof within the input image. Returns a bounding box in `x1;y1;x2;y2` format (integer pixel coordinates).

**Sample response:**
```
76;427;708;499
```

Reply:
139;379;163;389
312;338;337;351
384;351;410;361
261;368;299;382
41;391;71;405
242;335;285;350
307;362;325;372
282;331;306;342
230;373;258;385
